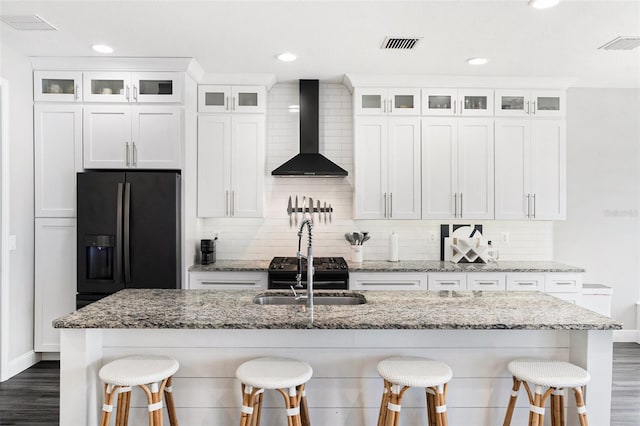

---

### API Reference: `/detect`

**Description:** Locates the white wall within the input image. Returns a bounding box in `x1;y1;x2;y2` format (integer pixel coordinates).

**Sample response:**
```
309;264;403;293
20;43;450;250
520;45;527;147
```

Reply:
555;88;640;331
202;82;553;261
0;43;37;378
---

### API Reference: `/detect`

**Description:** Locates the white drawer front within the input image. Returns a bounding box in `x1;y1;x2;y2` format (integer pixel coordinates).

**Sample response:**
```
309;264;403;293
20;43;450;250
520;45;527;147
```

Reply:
545;273;583;293
189;271;267;290
350;272;427;291
506;274;545;291
548;292;583;305
467;273;506;291
428;273;467;291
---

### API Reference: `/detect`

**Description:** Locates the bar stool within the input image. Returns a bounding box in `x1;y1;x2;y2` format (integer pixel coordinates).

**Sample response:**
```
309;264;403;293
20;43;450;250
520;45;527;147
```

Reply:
376;356;453;426
99;354;179;426
503;358;591;426
236;356;313;426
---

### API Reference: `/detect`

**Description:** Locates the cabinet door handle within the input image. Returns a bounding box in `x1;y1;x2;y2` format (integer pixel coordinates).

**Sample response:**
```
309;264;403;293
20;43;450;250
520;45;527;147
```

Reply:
75;84;80;100
460;192;463;218
525;100;530;115
133;85;138;101
532;101;536;115
384;193;387;218
233;96;236;111
126;85;130;101
231;190;235;216
132;142;137;167
533;194;536;219
460;100;463;115
390;193;393;218
454;193;458;218
389;98;393;113
526;194;531;218
125;142;130;167
226;96;229;111
383;99;386;114
226;190;230;216
453;98;456;114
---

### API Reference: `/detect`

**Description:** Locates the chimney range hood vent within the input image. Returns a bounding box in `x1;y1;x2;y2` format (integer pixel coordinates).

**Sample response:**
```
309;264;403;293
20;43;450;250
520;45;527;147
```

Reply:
271;80;348;177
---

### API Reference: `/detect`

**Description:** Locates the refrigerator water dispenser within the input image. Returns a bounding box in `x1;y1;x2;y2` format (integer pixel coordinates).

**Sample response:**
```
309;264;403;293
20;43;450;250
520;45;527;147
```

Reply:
85;235;114;280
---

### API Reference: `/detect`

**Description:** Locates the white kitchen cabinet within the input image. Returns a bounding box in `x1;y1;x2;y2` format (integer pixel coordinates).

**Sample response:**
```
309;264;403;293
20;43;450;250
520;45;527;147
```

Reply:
34;218;76;352
421;118;494;219
421;88;493;116
428;273;467;290
83;72;181;103
34;71;82;102
189;271;267;289
506;274;545;291
354;88;421;116
495;89;565;118
495;119;566;220
354;117;421;219
197;114;265;218
581;284;612;317
467;273;506;291
198;85;266;113
83;105;181;169
350;272;427;290
34;104;82;217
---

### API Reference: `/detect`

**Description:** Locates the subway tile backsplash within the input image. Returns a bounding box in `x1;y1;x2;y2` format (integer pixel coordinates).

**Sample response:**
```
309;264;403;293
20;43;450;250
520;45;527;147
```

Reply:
202;83;553;261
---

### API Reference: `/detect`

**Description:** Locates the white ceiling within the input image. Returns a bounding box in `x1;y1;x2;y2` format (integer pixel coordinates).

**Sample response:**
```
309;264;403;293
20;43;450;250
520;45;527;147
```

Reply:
1;0;639;87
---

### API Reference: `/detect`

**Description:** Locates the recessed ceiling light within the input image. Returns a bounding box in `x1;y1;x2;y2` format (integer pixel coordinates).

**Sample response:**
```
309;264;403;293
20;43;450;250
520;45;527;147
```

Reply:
466;57;489;65
277;52;297;62
92;44;114;54
529;0;560;9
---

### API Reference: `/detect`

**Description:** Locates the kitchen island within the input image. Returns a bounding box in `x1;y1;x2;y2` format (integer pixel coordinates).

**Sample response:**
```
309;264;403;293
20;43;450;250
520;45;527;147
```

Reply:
54;289;620;426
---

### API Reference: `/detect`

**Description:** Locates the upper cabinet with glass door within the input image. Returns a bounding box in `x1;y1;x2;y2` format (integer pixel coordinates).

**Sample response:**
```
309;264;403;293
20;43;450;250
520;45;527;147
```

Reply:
198;85;266;113
354;88;421;116
83;72;181;103
34;71;83;102
422;88;493;116
495;89;565;118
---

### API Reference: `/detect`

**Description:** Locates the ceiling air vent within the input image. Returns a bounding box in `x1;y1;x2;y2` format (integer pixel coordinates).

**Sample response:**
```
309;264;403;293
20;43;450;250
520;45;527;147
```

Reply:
381;37;422;50
0;14;57;31
598;36;640;51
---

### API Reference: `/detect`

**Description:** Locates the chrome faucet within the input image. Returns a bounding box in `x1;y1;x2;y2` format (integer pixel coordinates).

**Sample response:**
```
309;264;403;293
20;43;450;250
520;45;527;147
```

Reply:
296;217;314;315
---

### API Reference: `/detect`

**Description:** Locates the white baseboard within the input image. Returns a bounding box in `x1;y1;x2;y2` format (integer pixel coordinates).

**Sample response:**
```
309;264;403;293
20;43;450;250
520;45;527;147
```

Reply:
613;329;638;343
5;350;40;380
40;352;60;361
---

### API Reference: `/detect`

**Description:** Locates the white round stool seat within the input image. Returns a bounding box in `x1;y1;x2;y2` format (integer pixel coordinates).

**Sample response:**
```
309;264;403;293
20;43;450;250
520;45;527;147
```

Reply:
99;355;180;386
236;356;313;389
508;359;590;388
377;356;453;388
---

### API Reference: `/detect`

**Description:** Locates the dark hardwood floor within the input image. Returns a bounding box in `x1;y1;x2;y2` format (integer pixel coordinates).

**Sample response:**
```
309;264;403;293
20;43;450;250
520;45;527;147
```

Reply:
0;344;638;425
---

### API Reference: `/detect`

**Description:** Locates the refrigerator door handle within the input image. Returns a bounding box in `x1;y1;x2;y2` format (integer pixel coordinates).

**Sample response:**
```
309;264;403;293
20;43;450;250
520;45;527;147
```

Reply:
116;182;124;285
123;182;131;284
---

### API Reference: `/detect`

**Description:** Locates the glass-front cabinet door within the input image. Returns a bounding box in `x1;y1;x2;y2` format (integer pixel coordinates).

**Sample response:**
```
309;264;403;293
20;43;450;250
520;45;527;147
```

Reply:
421;89;458;116
198;85;265;113
354;88;386;115
132;72;181;103
388;88;421;116
198;85;231;113
495;89;531;117
83;72;131;103
531;90;564;117
458;89;494;116
34;71;82;102
231;85;266;113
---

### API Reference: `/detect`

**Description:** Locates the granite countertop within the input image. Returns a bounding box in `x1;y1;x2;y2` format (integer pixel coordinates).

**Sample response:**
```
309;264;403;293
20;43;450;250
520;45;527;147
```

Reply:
189;260;584;273
54;289;619;330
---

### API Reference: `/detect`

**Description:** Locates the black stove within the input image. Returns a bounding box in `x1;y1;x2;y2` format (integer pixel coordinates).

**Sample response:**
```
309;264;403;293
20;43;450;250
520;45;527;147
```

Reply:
268;257;349;290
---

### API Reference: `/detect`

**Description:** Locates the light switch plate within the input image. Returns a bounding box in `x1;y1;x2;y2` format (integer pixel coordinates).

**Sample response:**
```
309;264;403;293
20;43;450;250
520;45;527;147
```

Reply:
428;231;437;242
203;231;219;240
500;232;509;244
8;235;16;251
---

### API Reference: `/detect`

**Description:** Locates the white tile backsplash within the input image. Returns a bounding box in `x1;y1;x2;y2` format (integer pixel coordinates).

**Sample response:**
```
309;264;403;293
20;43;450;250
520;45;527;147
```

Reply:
203;82;553;261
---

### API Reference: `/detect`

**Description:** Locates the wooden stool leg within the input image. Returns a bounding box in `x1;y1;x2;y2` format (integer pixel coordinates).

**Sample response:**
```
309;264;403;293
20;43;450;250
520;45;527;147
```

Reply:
573;386;589;426
550;388;564;426
559;392;566;426
298;385;311;426
385;384;409;426
429;384;448;426
276;387;299;426
503;377;521;426
100;384;119;426
115;386;132;426
250;389;264;426
426;387;437;426
377;380;391;426
240;384;260;426
163;377;178;426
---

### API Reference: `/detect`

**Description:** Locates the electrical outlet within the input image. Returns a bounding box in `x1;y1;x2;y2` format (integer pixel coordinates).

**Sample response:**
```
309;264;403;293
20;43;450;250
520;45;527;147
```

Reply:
428;231;437;242
500;232;510;244
8;235;16;251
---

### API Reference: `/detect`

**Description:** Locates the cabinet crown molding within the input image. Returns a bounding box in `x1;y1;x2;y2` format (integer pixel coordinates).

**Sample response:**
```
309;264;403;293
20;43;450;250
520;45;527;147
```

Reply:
343;73;574;93
198;73;277;90
30;56;196;72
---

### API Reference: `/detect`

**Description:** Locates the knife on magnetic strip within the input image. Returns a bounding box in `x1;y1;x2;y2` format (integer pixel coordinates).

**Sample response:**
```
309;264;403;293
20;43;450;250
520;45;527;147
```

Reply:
287;196;293;227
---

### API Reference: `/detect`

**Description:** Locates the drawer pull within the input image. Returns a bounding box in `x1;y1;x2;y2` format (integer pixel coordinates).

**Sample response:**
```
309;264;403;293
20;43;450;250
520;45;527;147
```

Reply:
555;282;574;286
477;282;495;286
202;281;255;286
439;282;457;286
518;282;536;286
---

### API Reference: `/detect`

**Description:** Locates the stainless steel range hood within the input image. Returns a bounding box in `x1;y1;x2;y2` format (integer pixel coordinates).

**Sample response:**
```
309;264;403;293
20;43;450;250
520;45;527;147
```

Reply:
271;80;348;177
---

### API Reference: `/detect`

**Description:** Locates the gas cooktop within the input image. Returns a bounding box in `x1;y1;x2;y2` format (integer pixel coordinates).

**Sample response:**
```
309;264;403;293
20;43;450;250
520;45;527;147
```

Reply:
269;256;348;272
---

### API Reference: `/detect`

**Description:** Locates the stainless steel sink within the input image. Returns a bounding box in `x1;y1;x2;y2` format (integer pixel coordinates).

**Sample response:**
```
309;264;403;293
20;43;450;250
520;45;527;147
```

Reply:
253;293;367;306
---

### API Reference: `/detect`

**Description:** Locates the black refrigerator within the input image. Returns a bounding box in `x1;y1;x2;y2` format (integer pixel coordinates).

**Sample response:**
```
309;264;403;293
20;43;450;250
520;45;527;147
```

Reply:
76;171;181;308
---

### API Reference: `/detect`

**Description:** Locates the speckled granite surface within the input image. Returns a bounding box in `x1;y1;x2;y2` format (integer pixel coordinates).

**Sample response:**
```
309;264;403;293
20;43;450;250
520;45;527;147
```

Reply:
188;260;584;273
348;260;585;273
54;289;619;330
189;260;271;272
